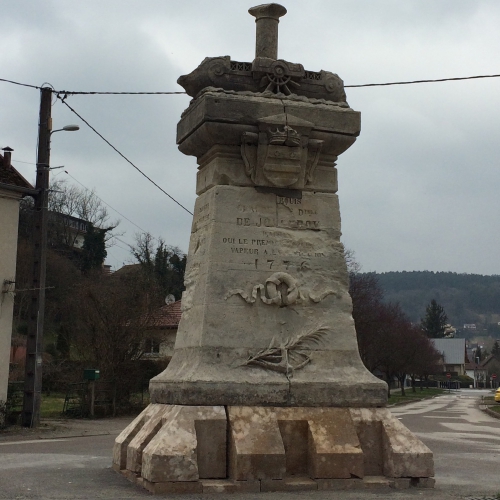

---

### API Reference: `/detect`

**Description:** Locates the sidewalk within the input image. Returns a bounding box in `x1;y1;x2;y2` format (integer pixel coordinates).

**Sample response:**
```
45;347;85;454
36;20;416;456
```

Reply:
0;415;134;441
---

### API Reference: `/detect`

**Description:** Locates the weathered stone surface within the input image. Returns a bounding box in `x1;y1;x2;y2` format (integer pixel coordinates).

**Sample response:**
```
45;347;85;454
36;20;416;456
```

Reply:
412;477;436;488
261;477;317;492
201;479;261;493
316;478;364;490
141;405;226;483
392;477;412;489
113;2;434;493
363;476;393;489
228;406;286;480
274;407;363;479
150;186;387;407
113;404;164;470
350;408;434;479
248;4;287;60
142;479;203;494
126;405;167;472
177;91;359;166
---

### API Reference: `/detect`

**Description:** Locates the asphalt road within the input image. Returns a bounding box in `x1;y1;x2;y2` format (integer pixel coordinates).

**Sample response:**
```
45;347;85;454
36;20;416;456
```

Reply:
0;390;498;499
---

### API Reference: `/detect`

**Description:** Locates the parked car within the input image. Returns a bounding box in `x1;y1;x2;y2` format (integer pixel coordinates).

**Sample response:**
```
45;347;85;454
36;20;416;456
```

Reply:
495;388;500;403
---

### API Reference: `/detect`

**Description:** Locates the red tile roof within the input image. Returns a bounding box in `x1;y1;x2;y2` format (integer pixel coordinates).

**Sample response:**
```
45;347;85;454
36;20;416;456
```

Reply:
146;300;182;328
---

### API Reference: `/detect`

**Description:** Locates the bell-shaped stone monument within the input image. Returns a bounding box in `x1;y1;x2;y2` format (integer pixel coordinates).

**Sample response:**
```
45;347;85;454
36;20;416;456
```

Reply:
113;4;434;494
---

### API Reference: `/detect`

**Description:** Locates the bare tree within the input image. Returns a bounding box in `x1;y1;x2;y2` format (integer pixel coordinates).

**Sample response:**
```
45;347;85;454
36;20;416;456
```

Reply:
349;268;441;397
48;179;120;248
71;271;161;414
130;232;186;302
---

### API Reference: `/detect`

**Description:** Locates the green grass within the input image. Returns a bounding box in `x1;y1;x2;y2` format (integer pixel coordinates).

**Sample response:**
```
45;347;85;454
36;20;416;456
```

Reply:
487;403;500;414
40;393;66;418
388;387;444;405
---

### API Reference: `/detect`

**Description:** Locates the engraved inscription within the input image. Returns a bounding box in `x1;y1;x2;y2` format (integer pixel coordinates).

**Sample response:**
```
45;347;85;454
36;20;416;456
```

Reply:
192;200;211;233
277;196;302;205
236;217;274;227
276;195;323;230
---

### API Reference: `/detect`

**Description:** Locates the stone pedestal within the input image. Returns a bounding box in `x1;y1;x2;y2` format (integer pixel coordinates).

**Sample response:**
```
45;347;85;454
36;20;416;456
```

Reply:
114;2;434;492
150;183;387;408
113;405;434;493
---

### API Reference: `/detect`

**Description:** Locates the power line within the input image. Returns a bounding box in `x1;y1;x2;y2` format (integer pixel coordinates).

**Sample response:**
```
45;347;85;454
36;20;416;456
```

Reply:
58;90;187;95
3;73;500;94
12;153;151;233
12;159;36;165
0;77;41;90
114;236;134;250
62;170;148;233
345;73;500;88
57;95;193;216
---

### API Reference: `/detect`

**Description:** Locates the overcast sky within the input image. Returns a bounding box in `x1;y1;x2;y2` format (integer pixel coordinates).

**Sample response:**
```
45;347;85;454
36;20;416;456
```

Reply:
2;0;499;275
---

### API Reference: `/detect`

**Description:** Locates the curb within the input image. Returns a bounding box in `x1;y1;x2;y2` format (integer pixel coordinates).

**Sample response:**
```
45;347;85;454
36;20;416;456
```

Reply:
482;405;500;420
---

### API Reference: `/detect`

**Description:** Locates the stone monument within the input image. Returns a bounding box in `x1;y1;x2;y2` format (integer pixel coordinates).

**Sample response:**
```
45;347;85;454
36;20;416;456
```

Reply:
113;4;434;494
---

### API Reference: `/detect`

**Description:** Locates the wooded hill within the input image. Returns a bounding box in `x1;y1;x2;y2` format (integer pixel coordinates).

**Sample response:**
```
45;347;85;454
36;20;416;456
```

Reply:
367;271;500;335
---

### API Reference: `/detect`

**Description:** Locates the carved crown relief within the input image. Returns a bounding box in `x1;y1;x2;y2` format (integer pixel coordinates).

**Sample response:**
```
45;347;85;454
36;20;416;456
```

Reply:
241;113;323;189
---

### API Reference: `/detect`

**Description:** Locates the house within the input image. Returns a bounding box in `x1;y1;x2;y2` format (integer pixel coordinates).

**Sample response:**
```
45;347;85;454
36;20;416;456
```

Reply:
48;211;89;249
0;147;35;407
142;300;182;361
431;338;466;375
478;355;500;388
464;360;487;388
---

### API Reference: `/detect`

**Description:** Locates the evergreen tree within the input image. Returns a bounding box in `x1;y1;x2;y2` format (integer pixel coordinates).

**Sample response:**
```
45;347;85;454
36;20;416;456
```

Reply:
421;299;448;338
492;340;500;358
81;224;114;273
475;346;483;362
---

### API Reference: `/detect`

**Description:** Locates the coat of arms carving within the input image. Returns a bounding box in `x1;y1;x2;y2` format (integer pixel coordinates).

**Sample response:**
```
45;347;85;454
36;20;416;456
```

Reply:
241;113;323;189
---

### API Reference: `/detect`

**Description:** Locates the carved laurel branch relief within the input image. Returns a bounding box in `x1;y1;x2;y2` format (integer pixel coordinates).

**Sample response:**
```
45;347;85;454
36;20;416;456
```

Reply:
242;325;329;378
224;272;338;307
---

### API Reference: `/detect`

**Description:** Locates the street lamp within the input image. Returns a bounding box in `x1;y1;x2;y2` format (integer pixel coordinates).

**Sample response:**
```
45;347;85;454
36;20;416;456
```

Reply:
22;86;80;427
52;124;80;134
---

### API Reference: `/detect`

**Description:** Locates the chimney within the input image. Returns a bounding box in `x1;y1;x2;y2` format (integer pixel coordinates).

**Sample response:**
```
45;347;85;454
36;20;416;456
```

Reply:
2;146;14;170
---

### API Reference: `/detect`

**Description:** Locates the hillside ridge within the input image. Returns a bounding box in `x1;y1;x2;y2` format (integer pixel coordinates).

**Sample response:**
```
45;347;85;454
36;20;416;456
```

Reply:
363;271;500;335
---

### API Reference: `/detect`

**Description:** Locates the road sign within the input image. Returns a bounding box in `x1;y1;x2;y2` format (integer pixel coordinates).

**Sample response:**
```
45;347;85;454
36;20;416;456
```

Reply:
446;372;451;379
492;374;497;379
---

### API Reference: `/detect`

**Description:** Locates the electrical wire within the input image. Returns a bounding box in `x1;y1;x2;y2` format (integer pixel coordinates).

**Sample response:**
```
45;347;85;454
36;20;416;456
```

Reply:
3;73;500;94
62;170;148;233
0;77;41;90
12;159;36;165
114;236;134;250
344;73;500;88
57;90;187;95
56;95;193;216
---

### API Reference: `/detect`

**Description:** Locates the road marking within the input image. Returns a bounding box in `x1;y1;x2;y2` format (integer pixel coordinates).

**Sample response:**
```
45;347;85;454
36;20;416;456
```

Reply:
0;438;72;446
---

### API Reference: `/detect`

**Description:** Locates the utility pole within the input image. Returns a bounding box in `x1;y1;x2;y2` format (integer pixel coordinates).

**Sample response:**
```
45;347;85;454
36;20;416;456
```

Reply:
22;87;52;427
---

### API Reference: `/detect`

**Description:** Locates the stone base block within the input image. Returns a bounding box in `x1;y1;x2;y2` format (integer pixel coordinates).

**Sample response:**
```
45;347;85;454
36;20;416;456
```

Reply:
143;479;203;494
113;404;434;494
316;478;364;490
261;477;318;492
201;479;260;493
363;475;393;489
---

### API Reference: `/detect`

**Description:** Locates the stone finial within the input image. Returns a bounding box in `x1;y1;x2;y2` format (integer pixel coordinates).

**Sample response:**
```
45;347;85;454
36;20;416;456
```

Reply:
248;3;287;60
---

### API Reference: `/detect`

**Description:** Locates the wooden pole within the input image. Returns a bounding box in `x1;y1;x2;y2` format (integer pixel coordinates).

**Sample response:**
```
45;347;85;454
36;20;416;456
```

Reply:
22;87;52;427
